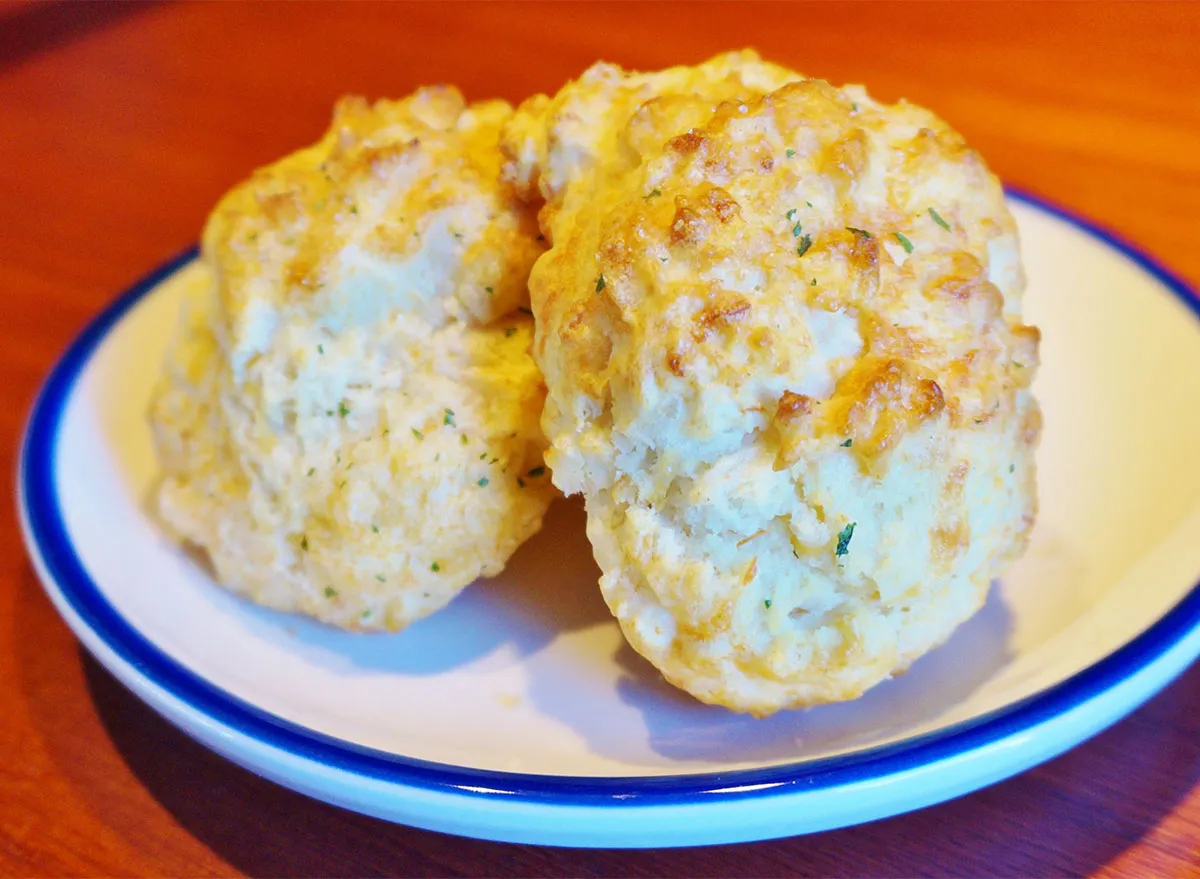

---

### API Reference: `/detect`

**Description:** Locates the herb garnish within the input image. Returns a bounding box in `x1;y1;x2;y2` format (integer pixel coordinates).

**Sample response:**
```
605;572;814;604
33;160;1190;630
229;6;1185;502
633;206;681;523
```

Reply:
595;274;606;293
893;232;914;254
796;234;813;258
338;401;350;418
431;561;441;572
324;587;337;598
444;408;455;426
928;208;951;230
840;438;853;447
477;477;489;487
835;522;856;557
846;227;872;238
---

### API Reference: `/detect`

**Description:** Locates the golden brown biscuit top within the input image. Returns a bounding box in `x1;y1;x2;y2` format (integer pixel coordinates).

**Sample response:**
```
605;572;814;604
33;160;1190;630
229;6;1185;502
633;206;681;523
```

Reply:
515;61;1037;492
203;87;543;374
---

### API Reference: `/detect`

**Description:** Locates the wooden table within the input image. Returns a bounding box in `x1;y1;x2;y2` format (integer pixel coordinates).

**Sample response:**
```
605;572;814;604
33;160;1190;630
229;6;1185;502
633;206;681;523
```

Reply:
3;2;1199;875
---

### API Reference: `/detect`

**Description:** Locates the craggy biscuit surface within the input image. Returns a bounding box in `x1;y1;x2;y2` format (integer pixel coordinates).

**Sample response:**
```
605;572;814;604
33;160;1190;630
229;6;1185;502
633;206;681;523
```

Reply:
150;88;555;631
506;53;1040;714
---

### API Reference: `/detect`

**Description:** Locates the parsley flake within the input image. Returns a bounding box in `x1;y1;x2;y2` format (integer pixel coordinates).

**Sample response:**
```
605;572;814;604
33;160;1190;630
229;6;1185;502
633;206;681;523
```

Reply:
806;201;813;208
371;524;379;533
307;467;315;476
893;232;915;254
338;401;350;418
929;208;951;230
431;561;441;572
793;221;803;238
595;274;606;293
796;234;813;258
461;434;468;446
1009;464;1016;473
840;438;853;447
477;477;489;487
811;278;818;286
300;535;309;551
786;208;797;221
835;522;856;557
846;227;872;238
485;286;493;294
412;428;424;440
764;599;773;608
317;344;324;354
375;575;385;583
786;148;796;158
1014;361;1025;368
444;408;456;427
644;188;662;199
324;587;337;598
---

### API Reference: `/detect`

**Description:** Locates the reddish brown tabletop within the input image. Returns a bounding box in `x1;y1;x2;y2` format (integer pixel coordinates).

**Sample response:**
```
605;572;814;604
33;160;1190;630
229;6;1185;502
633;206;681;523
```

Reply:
3;2;1200;875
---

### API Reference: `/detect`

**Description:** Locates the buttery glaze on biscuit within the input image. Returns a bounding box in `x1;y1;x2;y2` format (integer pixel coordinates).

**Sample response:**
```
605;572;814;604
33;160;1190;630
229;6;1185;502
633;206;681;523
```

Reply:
504;52;1040;715
150;88;556;631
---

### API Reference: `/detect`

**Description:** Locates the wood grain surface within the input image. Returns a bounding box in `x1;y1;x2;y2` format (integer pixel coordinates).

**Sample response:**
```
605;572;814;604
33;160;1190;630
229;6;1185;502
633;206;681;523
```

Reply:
3;2;1200;876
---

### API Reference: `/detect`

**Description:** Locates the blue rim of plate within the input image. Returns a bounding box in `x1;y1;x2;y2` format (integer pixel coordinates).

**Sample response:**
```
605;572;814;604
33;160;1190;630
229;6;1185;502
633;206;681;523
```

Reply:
18;189;1200;807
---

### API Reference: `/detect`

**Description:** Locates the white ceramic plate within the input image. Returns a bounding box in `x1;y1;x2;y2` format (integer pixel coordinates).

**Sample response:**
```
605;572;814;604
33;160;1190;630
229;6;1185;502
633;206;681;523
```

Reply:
17;193;1200;848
